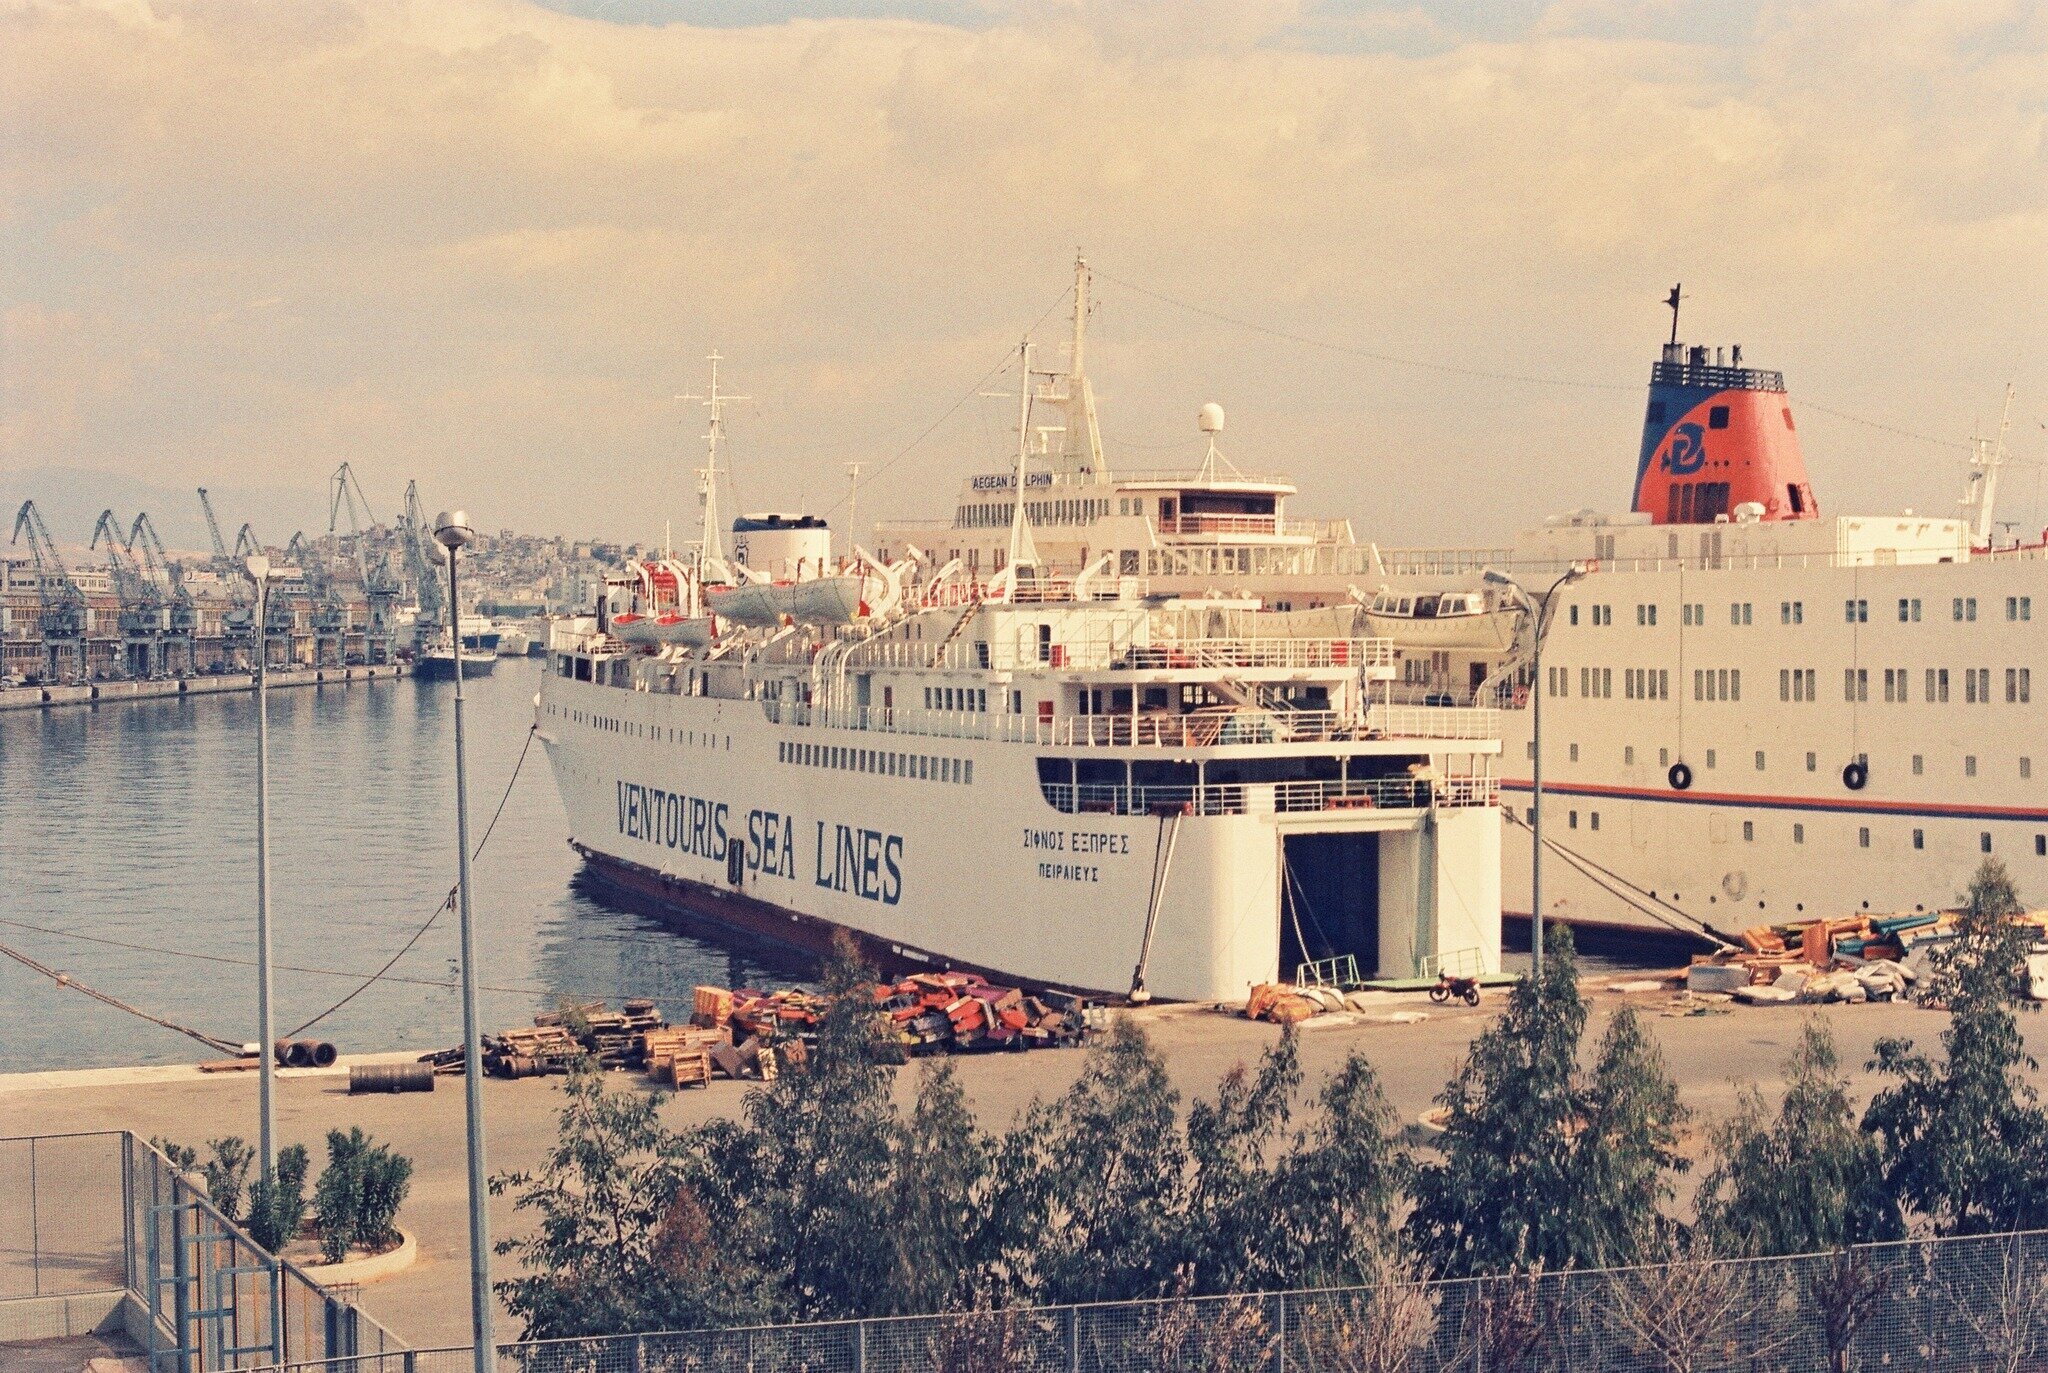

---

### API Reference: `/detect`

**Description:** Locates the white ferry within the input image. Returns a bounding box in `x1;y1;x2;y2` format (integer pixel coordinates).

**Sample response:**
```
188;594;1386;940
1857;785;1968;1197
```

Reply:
869;263;2044;940
537;352;1505;1002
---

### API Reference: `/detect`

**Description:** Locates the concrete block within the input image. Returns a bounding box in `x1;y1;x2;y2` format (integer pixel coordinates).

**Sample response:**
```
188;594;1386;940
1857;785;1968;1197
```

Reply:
1687;963;1751;994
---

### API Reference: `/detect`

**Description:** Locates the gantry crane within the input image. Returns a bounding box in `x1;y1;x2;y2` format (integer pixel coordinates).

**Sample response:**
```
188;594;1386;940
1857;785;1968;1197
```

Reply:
328;462;400;662
129;512;199;675
91;508;162;677
8;500;88;682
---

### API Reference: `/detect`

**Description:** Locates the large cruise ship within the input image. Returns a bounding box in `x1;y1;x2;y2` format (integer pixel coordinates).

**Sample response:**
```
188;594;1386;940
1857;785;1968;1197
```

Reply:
867;261;2044;941
536;351;1505;1002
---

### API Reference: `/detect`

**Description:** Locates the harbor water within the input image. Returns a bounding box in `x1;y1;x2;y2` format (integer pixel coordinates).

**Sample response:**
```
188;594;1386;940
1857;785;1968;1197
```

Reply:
0;659;810;1072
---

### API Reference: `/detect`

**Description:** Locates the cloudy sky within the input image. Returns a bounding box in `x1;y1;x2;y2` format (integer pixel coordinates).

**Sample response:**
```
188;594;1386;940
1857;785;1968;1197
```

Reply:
3;0;2044;550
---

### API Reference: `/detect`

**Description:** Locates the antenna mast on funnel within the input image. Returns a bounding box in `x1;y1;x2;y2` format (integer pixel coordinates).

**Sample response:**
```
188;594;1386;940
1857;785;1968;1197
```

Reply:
1664;283;1684;346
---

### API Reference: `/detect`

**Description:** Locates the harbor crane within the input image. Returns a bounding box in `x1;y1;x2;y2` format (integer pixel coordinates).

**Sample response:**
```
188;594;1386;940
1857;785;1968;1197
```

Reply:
285;530;347;666
328;462;401;662
91;508;163;677
128;512;200;675
8;500;89;682
399;479;447;646
197;487;258;652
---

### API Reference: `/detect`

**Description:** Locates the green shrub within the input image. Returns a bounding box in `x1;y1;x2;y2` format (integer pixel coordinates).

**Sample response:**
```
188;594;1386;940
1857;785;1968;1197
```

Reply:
314;1128;413;1262
243;1147;307;1262
201;1137;254;1222
246;1145;310;1254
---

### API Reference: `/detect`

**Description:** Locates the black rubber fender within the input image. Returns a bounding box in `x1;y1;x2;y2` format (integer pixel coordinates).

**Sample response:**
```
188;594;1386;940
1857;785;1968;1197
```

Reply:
1668;761;1693;791
1843;760;1868;791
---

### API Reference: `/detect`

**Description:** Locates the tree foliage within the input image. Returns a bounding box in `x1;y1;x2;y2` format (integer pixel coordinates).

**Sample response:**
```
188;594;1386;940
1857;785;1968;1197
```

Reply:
1409;928;1685;1275
1865;860;2048;1235
1697;1021;1900;1254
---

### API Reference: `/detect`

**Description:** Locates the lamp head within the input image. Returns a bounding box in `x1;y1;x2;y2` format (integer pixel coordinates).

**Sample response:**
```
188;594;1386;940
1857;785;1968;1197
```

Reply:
1481;569;1514;588
245;554;271;583
433;511;474;551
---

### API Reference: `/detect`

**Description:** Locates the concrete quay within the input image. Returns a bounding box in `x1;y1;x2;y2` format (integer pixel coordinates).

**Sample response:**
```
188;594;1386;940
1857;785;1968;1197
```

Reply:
0;989;1998;1351
0;662;409;712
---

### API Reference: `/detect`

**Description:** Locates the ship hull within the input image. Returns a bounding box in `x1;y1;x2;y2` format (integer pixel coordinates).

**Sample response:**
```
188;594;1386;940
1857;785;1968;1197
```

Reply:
572;840;1112;995
538;671;1500;1000
414;652;497;681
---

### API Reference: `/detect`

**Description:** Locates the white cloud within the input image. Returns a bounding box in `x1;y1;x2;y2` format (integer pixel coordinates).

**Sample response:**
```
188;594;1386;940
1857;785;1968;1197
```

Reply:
2;0;2042;544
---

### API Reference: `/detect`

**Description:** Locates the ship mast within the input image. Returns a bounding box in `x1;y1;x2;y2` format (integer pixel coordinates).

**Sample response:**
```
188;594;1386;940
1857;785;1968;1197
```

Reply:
1006;339;1042;584
1065;254;1107;481
1960;383;2016;549
686;352;747;577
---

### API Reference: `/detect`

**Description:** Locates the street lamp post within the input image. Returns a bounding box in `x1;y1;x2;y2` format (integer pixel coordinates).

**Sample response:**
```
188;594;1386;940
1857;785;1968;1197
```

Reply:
434;512;495;1373
245;554;278;1183
1488;564;1584;984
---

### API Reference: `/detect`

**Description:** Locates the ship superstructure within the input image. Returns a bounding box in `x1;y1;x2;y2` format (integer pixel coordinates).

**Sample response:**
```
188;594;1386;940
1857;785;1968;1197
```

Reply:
538;347;1505;1001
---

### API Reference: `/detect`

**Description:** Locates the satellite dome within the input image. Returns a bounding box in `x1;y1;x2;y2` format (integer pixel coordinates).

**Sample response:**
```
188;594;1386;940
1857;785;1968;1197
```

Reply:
1198;402;1225;434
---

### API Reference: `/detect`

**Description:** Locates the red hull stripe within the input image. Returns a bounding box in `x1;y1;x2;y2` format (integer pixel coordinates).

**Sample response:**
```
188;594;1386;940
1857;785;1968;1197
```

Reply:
1500;779;2048;825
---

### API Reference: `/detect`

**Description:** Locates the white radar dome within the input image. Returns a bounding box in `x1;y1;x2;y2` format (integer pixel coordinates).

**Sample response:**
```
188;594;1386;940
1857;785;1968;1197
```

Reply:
1198;402;1226;434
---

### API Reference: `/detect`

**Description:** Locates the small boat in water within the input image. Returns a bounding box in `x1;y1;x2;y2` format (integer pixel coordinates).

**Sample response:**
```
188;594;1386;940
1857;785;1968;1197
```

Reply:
414;637;497;680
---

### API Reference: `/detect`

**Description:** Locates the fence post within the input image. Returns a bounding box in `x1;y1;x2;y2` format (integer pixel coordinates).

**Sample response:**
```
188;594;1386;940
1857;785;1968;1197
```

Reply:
1066;1304;1081;1373
856;1317;868;1373
633;1332;647;1373
1271;1291;1286;1373
268;1255;284;1367
121;1133;136;1299
29;1136;40;1296
170;1193;193;1373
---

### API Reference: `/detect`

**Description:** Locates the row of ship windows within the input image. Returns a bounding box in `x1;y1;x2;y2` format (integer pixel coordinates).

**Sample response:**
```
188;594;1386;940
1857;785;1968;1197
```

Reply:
1539;738;2034;783
1543;808;2047;862
545;703;732;749
923;686;990;713
1551;666;2033;705
1582;596;2033;628
956;499;1111;529
778;739;974;786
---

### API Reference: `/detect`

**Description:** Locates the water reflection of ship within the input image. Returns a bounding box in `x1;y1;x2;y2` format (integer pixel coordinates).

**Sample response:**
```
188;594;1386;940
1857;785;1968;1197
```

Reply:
537;868;820;1002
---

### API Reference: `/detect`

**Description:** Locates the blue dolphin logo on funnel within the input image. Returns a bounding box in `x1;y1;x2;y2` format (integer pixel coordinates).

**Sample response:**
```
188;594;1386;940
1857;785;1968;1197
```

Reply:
1661;421;1707;475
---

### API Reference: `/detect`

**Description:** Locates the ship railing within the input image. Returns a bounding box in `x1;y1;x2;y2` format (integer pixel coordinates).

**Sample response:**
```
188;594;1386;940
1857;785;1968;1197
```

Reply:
1364;703;1503;740
1153;514;1352;541
1037;775;1497;816
844;635;1395;674
761;700;1494;750
1113;466;1297;488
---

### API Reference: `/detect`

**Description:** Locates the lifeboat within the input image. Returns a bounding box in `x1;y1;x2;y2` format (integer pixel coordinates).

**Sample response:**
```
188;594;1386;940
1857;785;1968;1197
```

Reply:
705;582;782;627
708;573;877;627
1361;586;1519;652
614;612;717;647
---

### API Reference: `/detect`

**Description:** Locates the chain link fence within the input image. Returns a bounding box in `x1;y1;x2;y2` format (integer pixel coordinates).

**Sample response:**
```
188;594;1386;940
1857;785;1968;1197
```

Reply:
237;1227;2048;1373
1;1130;410;1370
